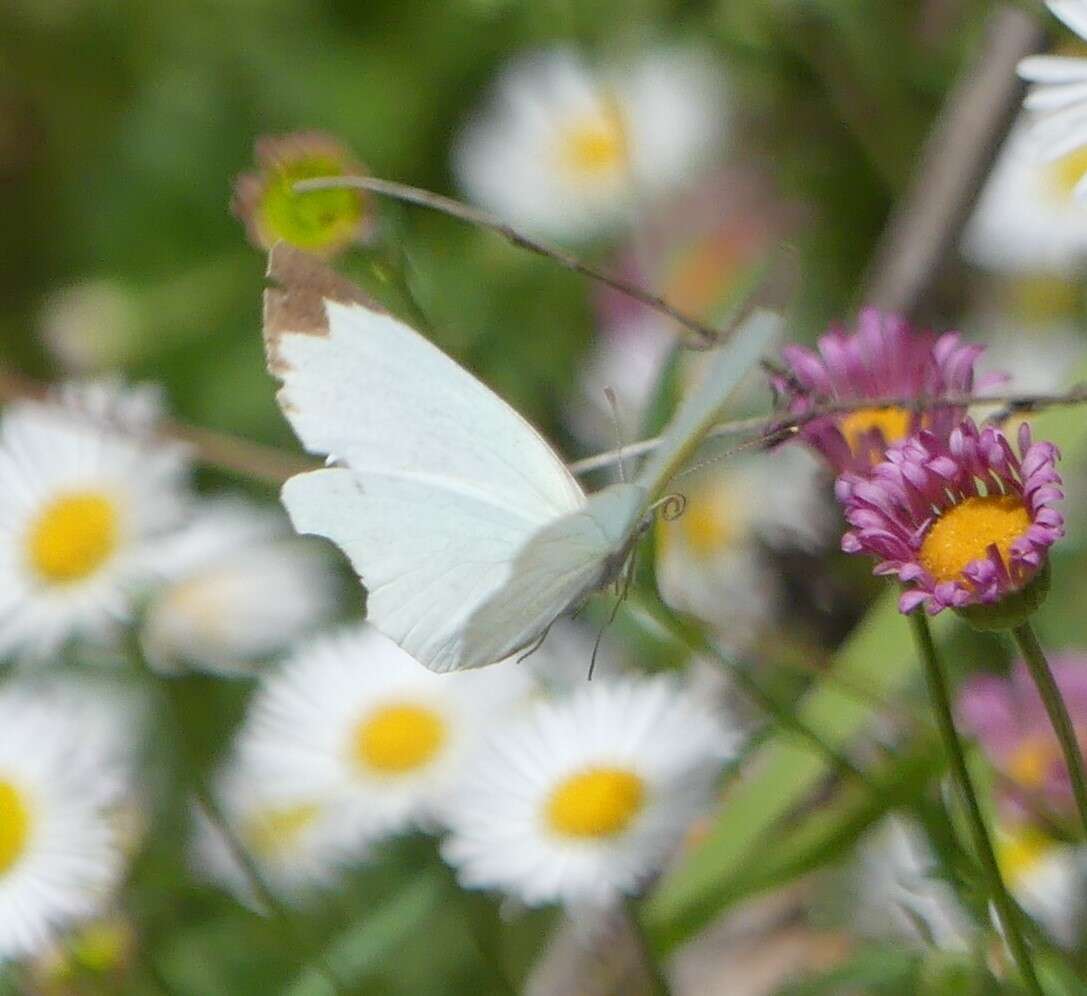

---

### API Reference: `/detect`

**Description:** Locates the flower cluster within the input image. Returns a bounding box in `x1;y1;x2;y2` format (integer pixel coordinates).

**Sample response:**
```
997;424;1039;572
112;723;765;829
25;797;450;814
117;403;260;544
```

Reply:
778;309;1065;619
195;623;734;912
0;380;341;963
0;360;739;958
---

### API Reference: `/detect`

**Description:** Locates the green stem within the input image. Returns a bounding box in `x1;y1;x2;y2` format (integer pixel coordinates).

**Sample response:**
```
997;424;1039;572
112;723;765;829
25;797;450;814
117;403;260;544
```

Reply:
138;659;347;995
432;848;518;996
637;594;872;790
907;612;1043;996
626;899;672;996
1012;620;1087;841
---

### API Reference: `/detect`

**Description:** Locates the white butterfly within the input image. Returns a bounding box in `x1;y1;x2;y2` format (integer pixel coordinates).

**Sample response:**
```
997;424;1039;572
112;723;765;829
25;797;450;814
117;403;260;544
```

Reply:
264;245;779;673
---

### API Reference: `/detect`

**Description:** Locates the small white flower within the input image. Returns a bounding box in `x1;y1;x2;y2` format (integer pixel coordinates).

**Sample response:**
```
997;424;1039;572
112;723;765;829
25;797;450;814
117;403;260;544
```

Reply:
1018;1;1087;199
996;827;1087;949
0;381;191;661
851;817;973;951
656;447;832;648
192;758;360;908
38;281;143;375
0;686;128;961
234;624;536;844
454;46;727;241
962;120;1087;274
142;499;337;676
440;676;733;909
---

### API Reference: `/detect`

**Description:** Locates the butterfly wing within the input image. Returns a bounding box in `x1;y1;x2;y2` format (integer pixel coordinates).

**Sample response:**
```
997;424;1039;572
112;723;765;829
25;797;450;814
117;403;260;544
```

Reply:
265;246;588;671
264;245;586;521
460;482;648;665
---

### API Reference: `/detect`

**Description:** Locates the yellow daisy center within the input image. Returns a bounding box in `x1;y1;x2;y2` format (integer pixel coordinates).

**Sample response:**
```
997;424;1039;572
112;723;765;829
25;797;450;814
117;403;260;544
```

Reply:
657;482;739;563
0;779;32;876
352;702;446;775
918;494;1031;584
244;802;321;859
1008;735;1058;790
996;827;1053;888
679;497;734;558
26;491;119;584
1046;145;1087;201
545;766;645;839
838;407;912;457
558;100;629;182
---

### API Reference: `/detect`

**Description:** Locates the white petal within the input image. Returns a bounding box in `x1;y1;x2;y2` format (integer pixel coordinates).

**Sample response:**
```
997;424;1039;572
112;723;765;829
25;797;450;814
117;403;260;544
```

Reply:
1050;0;1087;43
1024;78;1087;110
1018;54;1087;83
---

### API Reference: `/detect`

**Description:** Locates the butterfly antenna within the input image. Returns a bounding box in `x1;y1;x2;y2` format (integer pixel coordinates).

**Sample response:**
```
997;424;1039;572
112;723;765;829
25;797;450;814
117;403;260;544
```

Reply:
603;387;627;483
671;424;800;483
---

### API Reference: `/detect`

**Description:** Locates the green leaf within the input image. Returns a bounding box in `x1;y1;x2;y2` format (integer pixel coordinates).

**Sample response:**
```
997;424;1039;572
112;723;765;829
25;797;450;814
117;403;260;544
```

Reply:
284;873;444;996
643;592;956;951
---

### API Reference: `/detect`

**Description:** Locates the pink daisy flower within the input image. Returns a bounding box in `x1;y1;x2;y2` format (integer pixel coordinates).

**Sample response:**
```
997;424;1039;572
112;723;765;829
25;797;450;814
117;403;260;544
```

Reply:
959;656;1087;820
773;309;998;473
837;419;1064;616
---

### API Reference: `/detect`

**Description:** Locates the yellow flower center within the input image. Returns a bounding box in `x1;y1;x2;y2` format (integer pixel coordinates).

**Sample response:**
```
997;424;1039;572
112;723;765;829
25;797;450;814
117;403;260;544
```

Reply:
680;497;734;558
26;491;119;584
838;407;912;457
244;802;321;859
545;766;645;839
0;779;32;876
657;482;739;563
352;702;446;775
558;100;629;182
1008;735;1058;790
996;827;1053;887
1046;145;1087;201
918;494;1031;584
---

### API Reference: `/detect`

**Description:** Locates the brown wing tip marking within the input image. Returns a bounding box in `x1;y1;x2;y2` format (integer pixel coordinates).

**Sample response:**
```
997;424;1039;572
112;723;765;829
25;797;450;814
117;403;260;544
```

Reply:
262;243;383;376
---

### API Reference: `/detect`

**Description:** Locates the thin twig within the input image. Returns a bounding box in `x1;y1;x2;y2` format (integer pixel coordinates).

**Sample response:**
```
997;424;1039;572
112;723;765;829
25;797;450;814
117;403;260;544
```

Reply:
567;385;1087;476
294;175;730;347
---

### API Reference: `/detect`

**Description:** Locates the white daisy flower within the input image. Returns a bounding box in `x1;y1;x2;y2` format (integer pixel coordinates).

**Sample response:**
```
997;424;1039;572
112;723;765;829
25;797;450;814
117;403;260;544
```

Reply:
440;675;734;909
234;624;536;844
192;759;359;909
1018;1;1087;199
454;45;727;241
655;446;832;648
962;120;1087;274
0;382;191;661
996;827;1087;949
142;499;337;676
0;687;127;962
